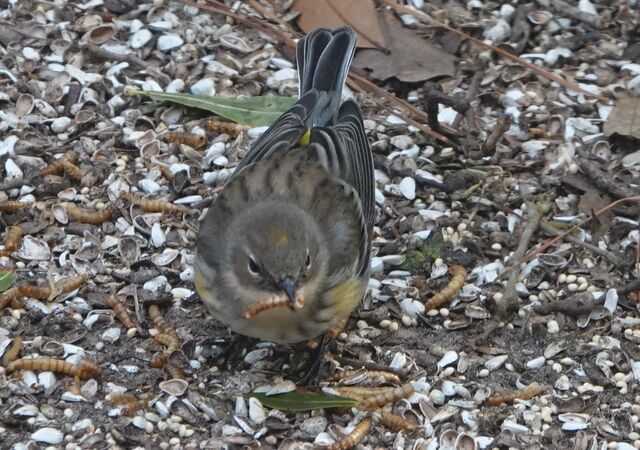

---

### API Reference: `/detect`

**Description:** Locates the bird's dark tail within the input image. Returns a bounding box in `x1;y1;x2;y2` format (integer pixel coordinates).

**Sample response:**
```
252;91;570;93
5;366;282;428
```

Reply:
296;27;357;127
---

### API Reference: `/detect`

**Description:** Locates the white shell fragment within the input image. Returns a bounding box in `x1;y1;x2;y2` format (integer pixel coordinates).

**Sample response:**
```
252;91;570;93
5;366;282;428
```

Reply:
157;34;184;51
130;29;153;49
31;428;64;444
398;177;416;200
484;355;508;371
16;236;52;260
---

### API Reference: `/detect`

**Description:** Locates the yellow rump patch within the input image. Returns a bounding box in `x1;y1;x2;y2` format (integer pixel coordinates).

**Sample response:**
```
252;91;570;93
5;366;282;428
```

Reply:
268;228;290;246
298;128;311;146
326;277;366;318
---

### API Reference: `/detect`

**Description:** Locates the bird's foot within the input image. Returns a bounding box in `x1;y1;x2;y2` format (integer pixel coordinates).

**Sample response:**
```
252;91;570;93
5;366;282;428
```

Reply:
290;333;335;386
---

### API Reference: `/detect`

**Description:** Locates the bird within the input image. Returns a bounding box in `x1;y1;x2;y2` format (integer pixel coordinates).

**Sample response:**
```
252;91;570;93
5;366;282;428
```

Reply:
194;26;374;345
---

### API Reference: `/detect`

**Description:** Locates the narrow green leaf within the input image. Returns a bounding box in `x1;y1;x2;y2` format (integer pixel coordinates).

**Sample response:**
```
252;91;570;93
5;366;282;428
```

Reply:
0;271;15;293
245;391;358;412
127;90;296;127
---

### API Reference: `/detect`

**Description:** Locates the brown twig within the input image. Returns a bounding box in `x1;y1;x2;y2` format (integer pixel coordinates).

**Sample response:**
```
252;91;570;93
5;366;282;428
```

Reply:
523;196;640;263
500;199;543;316
83;43;172;85
378;0;609;102
347;74;454;143
574;157;639;200
483;115;512;154
452;69;483;129
423;82;462;137
539;221;628;268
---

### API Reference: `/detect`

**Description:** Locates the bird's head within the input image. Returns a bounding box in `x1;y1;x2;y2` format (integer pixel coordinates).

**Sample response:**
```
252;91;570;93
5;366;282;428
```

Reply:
228;201;328;312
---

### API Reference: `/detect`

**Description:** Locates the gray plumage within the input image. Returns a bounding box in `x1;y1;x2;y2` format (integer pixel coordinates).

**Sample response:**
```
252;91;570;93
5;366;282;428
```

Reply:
195;27;374;344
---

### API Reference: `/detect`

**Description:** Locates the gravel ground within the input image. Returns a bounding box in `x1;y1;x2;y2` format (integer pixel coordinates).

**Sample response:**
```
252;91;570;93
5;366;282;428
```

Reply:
1;0;640;449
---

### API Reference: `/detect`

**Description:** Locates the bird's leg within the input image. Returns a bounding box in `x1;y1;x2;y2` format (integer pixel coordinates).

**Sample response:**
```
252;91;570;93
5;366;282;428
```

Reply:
294;332;329;387
295;318;348;385
210;334;258;371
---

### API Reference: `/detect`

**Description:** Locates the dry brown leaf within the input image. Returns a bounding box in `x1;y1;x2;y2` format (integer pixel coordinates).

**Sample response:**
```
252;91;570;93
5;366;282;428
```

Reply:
352;12;456;82
604;95;640;139
562;174;614;244
579;189;613;244
292;0;385;49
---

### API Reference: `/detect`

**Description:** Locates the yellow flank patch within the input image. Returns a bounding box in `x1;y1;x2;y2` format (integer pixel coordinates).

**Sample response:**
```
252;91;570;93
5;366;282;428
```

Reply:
326;277;366;318
194;270;208;296
268;228;289;246
298;128;311;146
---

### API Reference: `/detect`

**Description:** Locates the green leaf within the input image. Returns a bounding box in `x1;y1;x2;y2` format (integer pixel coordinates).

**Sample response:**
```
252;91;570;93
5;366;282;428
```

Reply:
245;391;358;412
0;271;15;293
127;90;296;127
421;231;445;261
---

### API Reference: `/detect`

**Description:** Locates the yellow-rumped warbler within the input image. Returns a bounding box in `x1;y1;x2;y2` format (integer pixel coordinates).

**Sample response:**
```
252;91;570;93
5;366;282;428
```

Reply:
194;27;374;344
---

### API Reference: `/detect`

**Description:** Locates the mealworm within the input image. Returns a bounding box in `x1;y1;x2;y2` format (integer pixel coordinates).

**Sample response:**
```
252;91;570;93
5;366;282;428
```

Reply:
328;417;372;450
148;305;181;354
1;225;23;257
378;410;417;432
7;358;102;382
150;353;168;369
157;165;174;181
151;331;180;354
329;385;399;402
165;363;186;380
109;393;149;417
129;195;188;214
425;265;468;310
106;295;136;330
357;384;415;410
327;317;348;340
2;336;22;366
0;201;32;213
61;159;83;181
20;275;85;301
242;292;305;319
66;203;113;225
19;284;52;300
204;119;247;137
0;287;22;311
163;131;207;149
486;382;543;406
55;275;86;293
41;152;77;176
330;369;401;385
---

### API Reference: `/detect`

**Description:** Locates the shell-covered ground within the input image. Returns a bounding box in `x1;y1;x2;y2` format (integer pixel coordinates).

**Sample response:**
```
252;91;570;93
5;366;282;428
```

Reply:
1;0;640;449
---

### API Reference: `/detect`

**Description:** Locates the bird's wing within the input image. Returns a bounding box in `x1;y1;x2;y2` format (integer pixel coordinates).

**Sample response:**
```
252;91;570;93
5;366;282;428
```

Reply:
307;100;375;231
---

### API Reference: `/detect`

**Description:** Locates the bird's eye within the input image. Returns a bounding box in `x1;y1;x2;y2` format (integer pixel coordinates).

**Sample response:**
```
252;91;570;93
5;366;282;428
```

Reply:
305;249;312;271
247;255;260;276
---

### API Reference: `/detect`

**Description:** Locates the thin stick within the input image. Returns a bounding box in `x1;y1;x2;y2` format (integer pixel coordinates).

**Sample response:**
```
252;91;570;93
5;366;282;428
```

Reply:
500;199;543;316
523;196;640;263
483;115;512;154
539;221;628;269
348;74;454;142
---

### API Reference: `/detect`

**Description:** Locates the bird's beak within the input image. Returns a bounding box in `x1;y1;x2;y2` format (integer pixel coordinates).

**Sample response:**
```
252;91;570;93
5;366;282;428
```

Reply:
279;276;301;311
